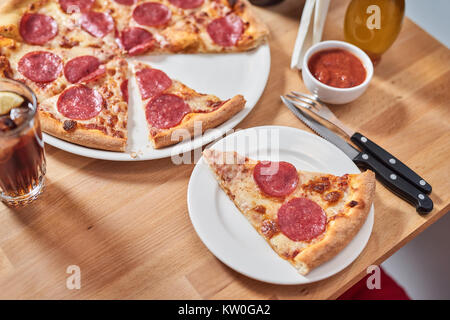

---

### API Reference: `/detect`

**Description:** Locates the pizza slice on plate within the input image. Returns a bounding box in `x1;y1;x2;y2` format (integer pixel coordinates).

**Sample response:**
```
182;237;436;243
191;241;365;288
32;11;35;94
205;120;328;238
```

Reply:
203;149;375;275
134;62;245;148
111;0;269;55
38;56;129;151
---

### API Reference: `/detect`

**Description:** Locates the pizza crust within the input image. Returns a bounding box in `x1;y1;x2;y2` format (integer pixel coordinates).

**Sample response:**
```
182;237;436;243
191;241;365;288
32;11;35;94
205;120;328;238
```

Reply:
292;170;376;275
150;95;245;148
237;0;269;51
39;111;126;152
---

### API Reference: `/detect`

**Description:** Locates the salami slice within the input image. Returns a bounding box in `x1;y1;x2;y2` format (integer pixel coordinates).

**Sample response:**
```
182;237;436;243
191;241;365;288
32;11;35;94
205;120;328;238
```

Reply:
59;0;94;13
80;11;114;38
18;51;63;83
145;94;191;129
169;0;204;9
19;13;58;45
277;197;326;242
64;56;106;84
114;0;136;5
120;80;129;102
253;161;299;198
120;27;155;56
207;14;244;47
133;3;172;27
57;85;103;120
136;68;172;100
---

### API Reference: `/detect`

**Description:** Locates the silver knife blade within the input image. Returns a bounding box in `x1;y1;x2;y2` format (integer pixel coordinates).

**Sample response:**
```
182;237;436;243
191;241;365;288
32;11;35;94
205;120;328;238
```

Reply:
281;96;359;160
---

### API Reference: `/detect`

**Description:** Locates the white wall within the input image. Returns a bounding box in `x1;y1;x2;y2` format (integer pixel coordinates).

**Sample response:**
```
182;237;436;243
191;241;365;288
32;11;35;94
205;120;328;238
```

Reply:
382;213;450;299
380;0;450;299
405;0;450;48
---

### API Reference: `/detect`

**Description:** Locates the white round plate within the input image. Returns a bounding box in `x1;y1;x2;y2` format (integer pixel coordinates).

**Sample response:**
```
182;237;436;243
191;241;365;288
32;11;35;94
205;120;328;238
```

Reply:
43;44;271;161
187;126;374;285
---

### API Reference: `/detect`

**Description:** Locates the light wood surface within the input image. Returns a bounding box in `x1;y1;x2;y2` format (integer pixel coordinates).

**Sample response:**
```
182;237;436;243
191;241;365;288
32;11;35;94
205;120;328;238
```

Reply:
0;0;449;299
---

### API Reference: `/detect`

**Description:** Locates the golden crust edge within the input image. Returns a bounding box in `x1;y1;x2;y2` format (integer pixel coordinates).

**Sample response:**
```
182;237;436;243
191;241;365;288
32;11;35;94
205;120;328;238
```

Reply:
150;95;246;149
241;0;270;43
39;111;126;152
292;170;376;275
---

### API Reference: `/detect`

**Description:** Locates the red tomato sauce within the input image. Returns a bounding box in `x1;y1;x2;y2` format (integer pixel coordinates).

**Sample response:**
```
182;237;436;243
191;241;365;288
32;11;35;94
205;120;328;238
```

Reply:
308;49;366;88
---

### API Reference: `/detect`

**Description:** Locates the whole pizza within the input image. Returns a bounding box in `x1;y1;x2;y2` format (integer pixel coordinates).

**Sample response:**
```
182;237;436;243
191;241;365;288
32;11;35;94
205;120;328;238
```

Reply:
0;0;269;151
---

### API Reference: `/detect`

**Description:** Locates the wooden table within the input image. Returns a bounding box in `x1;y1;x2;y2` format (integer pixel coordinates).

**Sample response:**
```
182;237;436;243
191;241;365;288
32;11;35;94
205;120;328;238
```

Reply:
0;0;449;299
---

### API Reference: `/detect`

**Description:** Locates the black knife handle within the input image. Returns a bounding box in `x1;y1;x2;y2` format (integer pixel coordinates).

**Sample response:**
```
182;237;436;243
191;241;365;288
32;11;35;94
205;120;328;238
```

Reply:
353;151;433;214
351;132;432;194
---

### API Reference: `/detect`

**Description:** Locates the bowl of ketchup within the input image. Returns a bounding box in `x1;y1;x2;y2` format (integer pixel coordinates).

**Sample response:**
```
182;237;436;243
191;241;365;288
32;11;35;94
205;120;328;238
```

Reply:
302;40;373;104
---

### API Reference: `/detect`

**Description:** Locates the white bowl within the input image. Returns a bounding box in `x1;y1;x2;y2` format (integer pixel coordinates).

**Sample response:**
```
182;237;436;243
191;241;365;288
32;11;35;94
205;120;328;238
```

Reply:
302;40;373;104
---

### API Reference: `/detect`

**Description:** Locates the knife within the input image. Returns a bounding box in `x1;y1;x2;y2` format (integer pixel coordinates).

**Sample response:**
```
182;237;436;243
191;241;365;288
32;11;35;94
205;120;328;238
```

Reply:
281;96;433;214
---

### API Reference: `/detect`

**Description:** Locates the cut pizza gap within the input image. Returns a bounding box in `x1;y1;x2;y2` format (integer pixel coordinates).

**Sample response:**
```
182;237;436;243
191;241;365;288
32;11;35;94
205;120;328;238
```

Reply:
203;149;376;275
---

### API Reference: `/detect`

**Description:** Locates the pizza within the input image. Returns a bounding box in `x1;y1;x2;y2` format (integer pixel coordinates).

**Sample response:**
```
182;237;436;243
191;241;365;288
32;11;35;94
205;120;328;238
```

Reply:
0;0;268;151
38;57;129;151
203;149;376;275
135;62;244;148
0;41;129;151
0;0;120;51
110;0;269;55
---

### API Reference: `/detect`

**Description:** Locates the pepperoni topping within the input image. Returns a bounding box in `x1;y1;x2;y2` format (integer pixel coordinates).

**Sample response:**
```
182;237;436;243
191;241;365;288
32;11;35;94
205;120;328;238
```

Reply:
19;13;58;45
80;11;114;38
18;51;62;83
133;2;172;27
136;68;172;100
64;56;106;84
120;80;129;102
169;0;204;9
59;0;94;13
120;27;155;56
114;0;136;5
57;85;103;120
145;94;190;129
253;161;299;198
207;14;244;47
277;198;326;242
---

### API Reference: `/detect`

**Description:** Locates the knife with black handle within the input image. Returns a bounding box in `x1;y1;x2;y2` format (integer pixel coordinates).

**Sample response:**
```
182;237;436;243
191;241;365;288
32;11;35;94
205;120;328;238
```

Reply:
281;96;433;214
353;151;433;214
351;132;432;194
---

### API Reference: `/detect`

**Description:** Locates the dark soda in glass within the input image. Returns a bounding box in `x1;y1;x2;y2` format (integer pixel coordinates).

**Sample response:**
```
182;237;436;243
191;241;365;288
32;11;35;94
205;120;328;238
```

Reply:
0;79;46;207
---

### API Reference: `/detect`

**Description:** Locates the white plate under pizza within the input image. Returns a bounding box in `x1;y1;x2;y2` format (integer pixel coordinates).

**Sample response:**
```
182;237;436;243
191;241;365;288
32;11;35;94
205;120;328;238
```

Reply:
188;126;375;285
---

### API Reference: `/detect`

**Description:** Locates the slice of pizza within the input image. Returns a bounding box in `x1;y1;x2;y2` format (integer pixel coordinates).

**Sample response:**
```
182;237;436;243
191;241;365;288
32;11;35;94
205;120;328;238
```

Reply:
113;0;269;55
0;36;129;151
0;40;117;102
0;0;120;52
37;56;129;151
203;149;376;275
134;62;245;148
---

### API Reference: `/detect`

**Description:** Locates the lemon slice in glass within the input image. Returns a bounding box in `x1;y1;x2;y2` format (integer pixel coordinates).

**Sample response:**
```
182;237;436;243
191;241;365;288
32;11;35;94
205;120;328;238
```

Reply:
0;92;25;115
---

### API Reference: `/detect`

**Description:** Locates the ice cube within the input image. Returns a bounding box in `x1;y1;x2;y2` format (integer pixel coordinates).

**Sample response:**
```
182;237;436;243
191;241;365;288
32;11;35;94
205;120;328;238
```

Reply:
10;107;29;127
